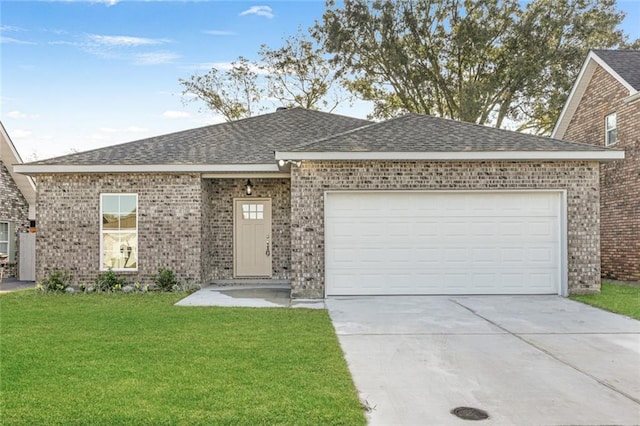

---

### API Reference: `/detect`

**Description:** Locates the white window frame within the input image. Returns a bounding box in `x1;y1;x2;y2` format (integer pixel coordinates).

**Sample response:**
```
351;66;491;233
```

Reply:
605;113;617;146
0;221;9;257
100;193;138;271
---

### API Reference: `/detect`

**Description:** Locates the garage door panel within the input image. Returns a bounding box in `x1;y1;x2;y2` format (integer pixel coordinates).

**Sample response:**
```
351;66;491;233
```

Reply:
326;191;562;296
529;247;554;263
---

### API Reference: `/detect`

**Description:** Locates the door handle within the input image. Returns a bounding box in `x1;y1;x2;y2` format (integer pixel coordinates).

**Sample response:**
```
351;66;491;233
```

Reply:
265;236;271;257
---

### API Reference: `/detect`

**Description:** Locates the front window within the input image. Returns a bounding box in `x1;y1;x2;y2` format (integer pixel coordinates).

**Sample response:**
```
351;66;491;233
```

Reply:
0;222;8;255
605;113;617;146
100;194;137;270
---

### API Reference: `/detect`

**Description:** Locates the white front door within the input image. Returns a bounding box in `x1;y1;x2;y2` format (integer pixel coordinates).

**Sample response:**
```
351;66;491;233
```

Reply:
325;191;563;296
234;198;272;277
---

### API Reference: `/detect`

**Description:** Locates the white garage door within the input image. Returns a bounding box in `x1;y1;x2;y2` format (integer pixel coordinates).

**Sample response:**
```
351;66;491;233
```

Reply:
325;191;563;296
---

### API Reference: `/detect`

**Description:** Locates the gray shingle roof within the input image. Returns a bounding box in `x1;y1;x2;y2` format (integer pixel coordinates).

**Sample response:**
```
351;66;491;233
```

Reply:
289;114;612;152
28;108;615;169
30;108;370;166
593;49;640;91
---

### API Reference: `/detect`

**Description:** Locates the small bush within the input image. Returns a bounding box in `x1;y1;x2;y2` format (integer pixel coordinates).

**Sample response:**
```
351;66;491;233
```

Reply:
180;280;202;294
95;269;127;292
152;268;179;292
37;269;73;293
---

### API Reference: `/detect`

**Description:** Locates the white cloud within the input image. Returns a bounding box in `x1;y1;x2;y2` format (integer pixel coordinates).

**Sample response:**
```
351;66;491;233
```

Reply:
239;6;274;19
7;110;40;119
203;30;236;36
45;0;119;5
50;34;177;65
134;52;180;65
192;115;226;126
7;111;28;119
0;25;23;32
99;126;147;134
88;34;168;47
11;129;33;138
0;36;36;45
48;40;82;47
162;110;190;119
182;61;269;75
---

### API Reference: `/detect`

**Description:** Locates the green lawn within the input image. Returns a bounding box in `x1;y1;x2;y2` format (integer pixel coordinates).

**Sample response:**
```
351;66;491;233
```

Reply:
0;291;366;425
571;282;640;320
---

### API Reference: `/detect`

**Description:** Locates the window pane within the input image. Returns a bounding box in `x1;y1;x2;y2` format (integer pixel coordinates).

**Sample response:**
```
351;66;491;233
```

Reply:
0;242;7;254
606;114;616;129
119;195;137;216
102;233;120;269
102;233;137;269
102;195;120;213
119;213;137;230
102;214;119;230
119;233;138;269
0;223;8;242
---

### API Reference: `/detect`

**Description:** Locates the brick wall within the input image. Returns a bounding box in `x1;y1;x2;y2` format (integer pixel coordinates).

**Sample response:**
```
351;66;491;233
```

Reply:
290;161;601;298
202;178;291;282
36;173;202;285
563;66;640;281
0;159;30;278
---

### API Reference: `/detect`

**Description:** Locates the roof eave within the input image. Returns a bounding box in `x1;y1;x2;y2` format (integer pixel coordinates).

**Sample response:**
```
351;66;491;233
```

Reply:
275;150;625;162
13;163;282;175
624;91;640;104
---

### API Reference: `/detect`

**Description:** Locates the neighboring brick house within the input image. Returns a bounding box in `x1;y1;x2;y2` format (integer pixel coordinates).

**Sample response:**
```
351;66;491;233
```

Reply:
1;122;36;279
15;108;623;297
552;50;639;282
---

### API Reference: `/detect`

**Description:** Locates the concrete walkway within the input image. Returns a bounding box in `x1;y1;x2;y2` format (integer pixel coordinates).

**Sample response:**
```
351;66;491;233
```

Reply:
175;284;325;309
327;295;640;425
0;278;35;293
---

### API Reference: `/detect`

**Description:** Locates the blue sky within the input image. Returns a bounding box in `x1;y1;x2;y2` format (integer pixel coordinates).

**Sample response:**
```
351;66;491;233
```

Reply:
2;0;640;160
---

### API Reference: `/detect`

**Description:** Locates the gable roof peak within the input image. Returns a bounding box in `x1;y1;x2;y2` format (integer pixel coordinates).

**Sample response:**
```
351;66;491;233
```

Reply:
552;49;640;139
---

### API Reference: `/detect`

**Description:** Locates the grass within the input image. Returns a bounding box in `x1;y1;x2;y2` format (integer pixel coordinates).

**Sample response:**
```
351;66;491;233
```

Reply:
571;281;640;320
0;291;366;425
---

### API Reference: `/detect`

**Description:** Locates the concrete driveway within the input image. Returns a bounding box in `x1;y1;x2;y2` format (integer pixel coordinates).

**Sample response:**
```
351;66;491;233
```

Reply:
326;296;640;425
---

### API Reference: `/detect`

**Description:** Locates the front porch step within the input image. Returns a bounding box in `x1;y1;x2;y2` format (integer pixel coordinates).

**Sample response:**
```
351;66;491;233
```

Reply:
209;279;291;287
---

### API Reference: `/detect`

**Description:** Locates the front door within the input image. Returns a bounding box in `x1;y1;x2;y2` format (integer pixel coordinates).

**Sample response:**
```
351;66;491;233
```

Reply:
234;198;272;277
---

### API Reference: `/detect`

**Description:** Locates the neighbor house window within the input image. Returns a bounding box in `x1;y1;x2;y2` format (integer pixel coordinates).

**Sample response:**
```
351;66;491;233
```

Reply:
605;113;617;146
0;222;9;256
100;194;137;270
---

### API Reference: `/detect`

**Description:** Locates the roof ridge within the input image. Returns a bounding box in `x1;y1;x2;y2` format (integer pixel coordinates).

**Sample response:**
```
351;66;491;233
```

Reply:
288;114;407;150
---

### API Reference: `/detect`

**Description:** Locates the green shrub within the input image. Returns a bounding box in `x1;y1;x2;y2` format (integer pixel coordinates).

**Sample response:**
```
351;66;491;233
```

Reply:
152;268;179;292
37;269;73;293
95;269;127;292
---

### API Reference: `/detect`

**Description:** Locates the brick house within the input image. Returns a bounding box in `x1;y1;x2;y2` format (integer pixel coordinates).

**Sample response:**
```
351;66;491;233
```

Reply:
15;108;623;297
1;121;36;279
552;50;639;282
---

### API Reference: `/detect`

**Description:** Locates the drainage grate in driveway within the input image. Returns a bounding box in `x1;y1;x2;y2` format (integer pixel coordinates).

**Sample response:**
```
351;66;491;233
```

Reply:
451;406;489;421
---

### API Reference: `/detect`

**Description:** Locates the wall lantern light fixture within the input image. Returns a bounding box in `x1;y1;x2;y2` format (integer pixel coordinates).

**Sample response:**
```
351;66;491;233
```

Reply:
246;179;254;195
278;159;302;168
